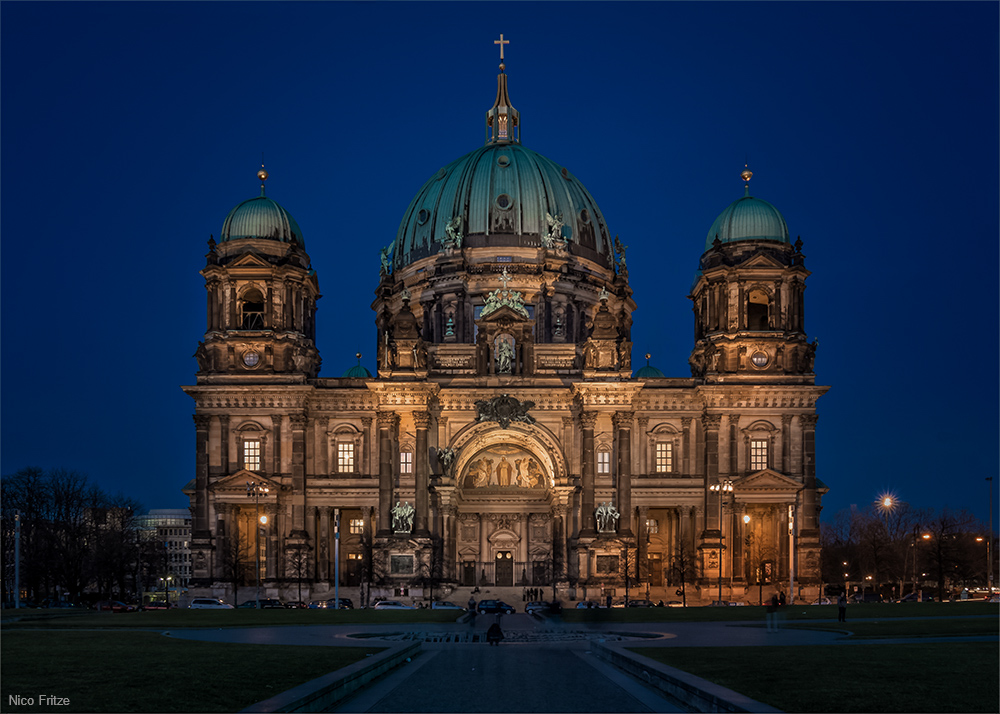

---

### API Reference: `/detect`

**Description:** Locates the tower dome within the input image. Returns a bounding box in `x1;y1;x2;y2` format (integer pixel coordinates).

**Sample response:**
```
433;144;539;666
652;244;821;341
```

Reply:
704;168;789;252
220;169;304;246
392;143;612;270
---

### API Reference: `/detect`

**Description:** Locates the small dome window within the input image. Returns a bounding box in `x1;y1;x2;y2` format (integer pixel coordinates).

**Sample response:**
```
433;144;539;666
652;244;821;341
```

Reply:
417;209;430;225
497;155;510;167
496;194;513;210
561;167;570;180
435;168;447;181
579;209;591;224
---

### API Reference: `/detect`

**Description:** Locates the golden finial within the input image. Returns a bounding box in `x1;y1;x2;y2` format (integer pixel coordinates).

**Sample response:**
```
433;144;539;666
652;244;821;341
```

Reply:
645;352;652;363
258;160;268;196
355;352;362;361
740;164;752;183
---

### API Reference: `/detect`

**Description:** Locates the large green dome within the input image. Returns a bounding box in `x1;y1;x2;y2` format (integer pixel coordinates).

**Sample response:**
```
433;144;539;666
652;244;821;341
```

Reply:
392;142;613;270
221;194;304;247
705;186;789;252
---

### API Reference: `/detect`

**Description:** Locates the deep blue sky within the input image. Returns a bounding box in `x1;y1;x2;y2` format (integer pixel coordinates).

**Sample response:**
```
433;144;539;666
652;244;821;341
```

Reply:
2;2;997;526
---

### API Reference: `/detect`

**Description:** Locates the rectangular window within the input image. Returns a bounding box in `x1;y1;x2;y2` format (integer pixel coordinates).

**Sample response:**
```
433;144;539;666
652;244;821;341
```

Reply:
645;518;659;534
655;442;672;473
597;451;611;474
400;451;413;474
243;439;261;471
349;518;364;535
750;440;768;471
337;442;355;473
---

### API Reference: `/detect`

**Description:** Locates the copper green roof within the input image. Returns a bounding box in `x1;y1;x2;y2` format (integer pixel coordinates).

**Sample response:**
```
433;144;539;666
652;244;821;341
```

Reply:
221;194;304;247
705;186;789;252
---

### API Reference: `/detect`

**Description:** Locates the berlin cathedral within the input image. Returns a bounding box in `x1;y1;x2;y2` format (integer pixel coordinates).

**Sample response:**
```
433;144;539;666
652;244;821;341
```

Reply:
183;42;828;606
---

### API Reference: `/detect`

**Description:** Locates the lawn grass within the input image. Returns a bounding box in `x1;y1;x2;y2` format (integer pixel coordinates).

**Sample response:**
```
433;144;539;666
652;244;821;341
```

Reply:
0;607;465;630
629;642;1000;713
0;630;383;713
780;616;999;638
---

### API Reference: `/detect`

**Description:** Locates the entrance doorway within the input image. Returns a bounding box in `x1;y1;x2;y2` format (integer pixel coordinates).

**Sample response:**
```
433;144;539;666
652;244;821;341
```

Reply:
495;551;513;586
648;552;663;586
462;561;476;586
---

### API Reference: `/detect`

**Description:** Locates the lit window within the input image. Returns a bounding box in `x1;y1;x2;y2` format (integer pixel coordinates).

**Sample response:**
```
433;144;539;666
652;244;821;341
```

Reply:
655;442;672;473
597;451;611;474
243;439;261;471
750;439;768;471
337;443;355;473
349;518;364;535
400;451;413;474
348;552;362;561
646;519;659;534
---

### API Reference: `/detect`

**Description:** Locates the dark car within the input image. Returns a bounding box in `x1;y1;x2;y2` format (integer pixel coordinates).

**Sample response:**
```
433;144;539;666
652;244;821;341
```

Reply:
626;599;654;608
93;600;135;613
477;599;515;615
325;598;354;609
238;598;285;609
895;592;934;603
851;593;883;604
284;600;307;609
142;601;172;610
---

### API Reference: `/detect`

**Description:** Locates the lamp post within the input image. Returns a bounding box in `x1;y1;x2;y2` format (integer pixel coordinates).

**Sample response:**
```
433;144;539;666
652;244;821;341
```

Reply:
160;575;173;607
246;481;270;609
987;477;994;596
710;479;733;605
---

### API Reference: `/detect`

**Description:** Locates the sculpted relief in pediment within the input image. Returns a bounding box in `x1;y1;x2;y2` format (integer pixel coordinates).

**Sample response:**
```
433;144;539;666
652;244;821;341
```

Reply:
461;444;546;490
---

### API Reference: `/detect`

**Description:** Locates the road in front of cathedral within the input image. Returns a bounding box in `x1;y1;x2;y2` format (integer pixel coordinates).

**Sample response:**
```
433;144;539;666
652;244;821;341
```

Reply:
330;624;685;713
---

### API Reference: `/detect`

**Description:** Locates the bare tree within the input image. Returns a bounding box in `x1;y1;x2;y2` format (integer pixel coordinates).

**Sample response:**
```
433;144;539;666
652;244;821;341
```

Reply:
669;539;697;607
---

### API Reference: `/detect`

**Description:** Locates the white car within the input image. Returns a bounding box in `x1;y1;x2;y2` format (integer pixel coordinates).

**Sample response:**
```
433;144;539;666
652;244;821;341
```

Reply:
189;598;234;609
373;600;415;610
430;601;465;610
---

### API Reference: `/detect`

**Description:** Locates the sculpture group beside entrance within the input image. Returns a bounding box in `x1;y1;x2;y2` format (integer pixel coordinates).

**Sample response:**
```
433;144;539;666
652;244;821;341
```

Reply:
596;501;620;533
391;500;415;533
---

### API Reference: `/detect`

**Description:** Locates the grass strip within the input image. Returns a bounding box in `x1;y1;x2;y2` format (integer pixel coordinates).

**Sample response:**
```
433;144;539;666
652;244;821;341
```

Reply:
629;642;999;713
0;630;382;713
779;616;998;638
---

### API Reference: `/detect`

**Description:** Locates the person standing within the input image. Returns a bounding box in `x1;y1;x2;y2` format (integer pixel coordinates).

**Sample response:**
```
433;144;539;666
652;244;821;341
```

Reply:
837;593;847;622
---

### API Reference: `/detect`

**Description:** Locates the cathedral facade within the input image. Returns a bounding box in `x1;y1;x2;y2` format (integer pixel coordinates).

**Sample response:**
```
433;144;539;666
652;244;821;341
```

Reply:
183;54;828;606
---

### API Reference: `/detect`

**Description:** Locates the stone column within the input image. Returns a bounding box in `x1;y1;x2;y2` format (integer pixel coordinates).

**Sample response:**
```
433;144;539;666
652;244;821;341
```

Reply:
227;280;237;328
479;513;489;583
580;411;598;535
289;415;308;538
681;417;692;477
361;416;373;476
193;415;211;538
265;504;278;579
214;503;232;580
376;412;398;535
413;412;431;535
318;507;331;581
561;416;576;476
728;414;740;476
702;414;721;532
271;415;283;476
637;416;649;475
780;414;792;474
637;505;649;580
614;412;634;537
801;415;819;530
220;415;231;474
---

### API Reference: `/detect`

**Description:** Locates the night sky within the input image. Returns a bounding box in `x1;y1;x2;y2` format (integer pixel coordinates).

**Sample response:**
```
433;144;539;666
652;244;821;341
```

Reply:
2;2;997;527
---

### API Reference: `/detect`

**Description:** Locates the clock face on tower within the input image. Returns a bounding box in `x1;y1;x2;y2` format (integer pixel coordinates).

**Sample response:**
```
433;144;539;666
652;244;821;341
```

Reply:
242;351;260;368
750;351;769;368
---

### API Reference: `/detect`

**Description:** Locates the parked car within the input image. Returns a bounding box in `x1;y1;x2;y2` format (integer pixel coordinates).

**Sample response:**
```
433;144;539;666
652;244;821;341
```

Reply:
93;600;135;613
895;592;934;603
851;593;883;604
142;601;172;610
325;598;354;609
811;597;832;605
575;600;600;609
41;599;80;609
237;598;285;609
524;601;547;615
430;601;465;610
190;598;234;610
626;599;654;608
665;600;684;607
476;599;515;615
373;600;414;610
285;601;307;609
308;599;330;609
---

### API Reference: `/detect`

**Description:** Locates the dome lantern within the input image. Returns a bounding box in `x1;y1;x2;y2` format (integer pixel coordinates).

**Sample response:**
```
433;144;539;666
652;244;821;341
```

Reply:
485;34;520;145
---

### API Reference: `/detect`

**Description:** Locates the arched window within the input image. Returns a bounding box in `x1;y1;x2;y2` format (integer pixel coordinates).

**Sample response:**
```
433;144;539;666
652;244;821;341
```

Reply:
747;289;769;331
240;288;265;330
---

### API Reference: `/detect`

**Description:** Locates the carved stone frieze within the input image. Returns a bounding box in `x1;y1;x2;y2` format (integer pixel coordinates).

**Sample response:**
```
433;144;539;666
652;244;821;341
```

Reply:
475;394;536;429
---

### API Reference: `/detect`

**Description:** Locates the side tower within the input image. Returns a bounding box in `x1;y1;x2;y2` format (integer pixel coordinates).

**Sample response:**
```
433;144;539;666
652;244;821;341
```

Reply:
689;167;826;603
186;169;321;589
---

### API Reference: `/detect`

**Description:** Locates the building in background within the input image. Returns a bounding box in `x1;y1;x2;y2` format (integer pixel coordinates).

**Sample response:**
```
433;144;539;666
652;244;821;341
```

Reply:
183;46;828;606
136;508;191;600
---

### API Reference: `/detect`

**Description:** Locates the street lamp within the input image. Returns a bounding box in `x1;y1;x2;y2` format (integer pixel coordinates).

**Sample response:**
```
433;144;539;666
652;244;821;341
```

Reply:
710;479;733;605
247;481;270;609
987;477;994;596
159;575;173;607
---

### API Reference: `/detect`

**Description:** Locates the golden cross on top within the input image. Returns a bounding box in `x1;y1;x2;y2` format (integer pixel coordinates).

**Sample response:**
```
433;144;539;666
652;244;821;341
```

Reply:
494;33;509;62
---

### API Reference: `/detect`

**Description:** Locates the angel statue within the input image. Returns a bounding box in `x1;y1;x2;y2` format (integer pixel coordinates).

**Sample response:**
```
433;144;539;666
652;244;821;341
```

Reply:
379;246;392;276
543;212;564;248
437;447;457;476
443;215;464;249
